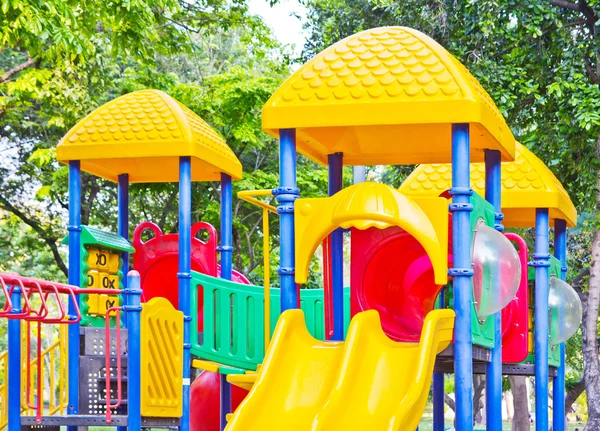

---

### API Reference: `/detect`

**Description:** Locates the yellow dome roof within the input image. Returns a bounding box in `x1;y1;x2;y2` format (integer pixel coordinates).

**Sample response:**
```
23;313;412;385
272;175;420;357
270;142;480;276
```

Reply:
262;27;515;165
57;90;242;183
399;143;577;227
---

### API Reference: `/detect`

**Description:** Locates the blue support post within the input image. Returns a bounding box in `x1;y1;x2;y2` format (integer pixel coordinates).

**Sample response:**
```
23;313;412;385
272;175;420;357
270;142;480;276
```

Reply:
117;174;129;431
485;149;503;431
450;124;474;431
220;374;232;430
178;157;192;431
118;174;130;289
7;284;22;431
220;173;233;281
67;161;81;428
219;173;233;430
123;271;142;431
328;153;344;341
432;289;445;431
533;208;550;431
553;219;567;431
274;129;299;312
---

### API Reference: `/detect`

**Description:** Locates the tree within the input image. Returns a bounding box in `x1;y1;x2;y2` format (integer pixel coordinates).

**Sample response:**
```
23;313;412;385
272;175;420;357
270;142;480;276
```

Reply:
301;0;600;427
0;0;333;290
0;0;278;278
509;376;530;431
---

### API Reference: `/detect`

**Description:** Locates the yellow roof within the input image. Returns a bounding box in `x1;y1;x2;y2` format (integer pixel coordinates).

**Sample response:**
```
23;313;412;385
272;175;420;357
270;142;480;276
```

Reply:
57;90;242;183
399;143;577;227
262;27;515;165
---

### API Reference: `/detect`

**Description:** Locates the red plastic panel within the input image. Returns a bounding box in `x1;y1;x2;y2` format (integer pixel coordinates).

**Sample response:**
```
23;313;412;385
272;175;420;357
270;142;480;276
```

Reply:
190;371;248;431
351;226;444;342
133;222;219;330
501;233;529;363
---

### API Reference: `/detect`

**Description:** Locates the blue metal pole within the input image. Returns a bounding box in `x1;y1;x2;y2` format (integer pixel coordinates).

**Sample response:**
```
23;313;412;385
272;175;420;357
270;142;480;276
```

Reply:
220;374;232;430
117;174;129;431
485;149;503;431
328;153;344;341
450;124;474;431
67;160;81;427
7;283;22;431
178;157;192;431
219;173;233;430
432;289;445;431
533;208;550;431
124;271;142;431
220;173;233;281
118;174;129;289
274;129;299;312
553;219;567;431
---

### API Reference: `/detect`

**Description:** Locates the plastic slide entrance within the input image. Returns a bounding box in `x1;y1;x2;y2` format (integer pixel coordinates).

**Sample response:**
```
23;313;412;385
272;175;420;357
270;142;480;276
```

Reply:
225;308;454;430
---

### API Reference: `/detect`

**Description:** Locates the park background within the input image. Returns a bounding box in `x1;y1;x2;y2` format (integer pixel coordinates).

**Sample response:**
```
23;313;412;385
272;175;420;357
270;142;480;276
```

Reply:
0;0;599;429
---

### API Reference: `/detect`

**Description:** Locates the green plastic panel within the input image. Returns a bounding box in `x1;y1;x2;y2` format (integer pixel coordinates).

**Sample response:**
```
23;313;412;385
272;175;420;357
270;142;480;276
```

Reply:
190;271;350;371
523;255;561;367
424;192;497;348
63;226;131;327
470;192;496;349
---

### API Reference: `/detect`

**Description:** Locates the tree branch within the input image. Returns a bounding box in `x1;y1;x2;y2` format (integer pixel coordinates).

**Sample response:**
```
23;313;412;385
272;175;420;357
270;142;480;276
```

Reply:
158;189;178;231
571;267;590;298
0;58;41;83
0;195;68;277
445;393;456;412
550;0;581;11
565;379;586;414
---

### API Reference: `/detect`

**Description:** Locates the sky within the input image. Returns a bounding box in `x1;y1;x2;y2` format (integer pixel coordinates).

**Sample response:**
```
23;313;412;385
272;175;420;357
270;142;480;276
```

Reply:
248;0;307;55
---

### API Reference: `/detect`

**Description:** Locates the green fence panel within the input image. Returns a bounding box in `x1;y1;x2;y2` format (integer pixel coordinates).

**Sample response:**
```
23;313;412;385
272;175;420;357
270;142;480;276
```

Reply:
190;271;350;371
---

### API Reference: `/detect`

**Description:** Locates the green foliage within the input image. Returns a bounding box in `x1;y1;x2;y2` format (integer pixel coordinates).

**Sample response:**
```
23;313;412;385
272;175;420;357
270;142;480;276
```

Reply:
301;0;600;211
0;0;333;294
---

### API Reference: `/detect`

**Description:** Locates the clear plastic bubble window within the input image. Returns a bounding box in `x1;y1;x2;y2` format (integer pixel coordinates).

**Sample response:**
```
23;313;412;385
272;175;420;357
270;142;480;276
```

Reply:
472;220;521;319
549;276;582;344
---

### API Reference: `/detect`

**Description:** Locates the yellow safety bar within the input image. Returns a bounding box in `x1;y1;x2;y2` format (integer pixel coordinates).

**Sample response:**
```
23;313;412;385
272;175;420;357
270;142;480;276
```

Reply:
0;324;68;428
237;190;278;351
0;350;7;429
21;324;69;419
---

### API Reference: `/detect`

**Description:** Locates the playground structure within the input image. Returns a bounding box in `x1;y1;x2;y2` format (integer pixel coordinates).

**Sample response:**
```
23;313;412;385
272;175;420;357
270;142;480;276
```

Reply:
0;25;583;431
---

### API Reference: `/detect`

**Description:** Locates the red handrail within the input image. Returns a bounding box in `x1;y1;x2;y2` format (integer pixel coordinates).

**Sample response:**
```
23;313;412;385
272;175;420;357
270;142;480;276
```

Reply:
104;307;122;424
41;285;68;324
22;280;49;322
1;271;125;424
0;276;12;315
0;272;120;322
2;278;32;318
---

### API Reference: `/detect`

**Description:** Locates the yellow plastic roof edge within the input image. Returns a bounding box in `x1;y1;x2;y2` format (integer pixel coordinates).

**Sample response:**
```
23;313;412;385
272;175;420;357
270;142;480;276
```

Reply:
399;144;577;227
56;89;243;182
294;182;448;285
262;26;516;162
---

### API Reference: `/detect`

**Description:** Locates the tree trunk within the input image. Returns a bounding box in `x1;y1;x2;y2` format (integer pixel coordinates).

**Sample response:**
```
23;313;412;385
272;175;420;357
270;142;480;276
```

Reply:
583;161;600;431
565;380;585;419
510;375;530;431
473;375;486;425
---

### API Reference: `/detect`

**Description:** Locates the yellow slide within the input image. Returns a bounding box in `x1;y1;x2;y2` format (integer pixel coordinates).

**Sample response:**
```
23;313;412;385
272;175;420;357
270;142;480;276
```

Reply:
224;310;345;430
225;308;454;431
